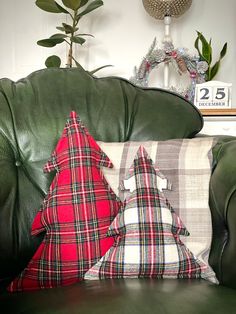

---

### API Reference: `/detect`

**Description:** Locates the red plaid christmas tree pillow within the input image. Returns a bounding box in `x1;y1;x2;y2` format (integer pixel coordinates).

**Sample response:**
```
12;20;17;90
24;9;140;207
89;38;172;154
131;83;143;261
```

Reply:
8;111;121;291
85;146;216;281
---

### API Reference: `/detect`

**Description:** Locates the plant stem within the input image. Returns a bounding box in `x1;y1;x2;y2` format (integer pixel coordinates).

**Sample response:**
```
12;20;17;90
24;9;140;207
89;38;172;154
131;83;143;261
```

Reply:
67;9;79;68
67;46;73;67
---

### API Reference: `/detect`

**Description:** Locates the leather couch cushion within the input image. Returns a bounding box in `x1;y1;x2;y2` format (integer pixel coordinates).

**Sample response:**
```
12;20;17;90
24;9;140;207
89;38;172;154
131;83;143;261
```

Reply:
1;279;236;314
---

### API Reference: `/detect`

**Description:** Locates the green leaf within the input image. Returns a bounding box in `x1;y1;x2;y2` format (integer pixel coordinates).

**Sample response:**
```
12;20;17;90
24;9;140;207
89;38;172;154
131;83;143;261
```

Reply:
71;36;86;44
194;35;205;62
56;25;78;34
62;0;81;10
56;23;79;34
50;33;68;39
207;38;212;64
56;26;66;32
61;23;76;34
71;56;81;67
220;42;227;59
208;42;227;80
78;33;94;37
77;0;103;18
79;0;89;7
197;31;211;64
37;37;65;47
89;64;113;75
194;35;201;57
209;60;220;80
35;0;69;13
45;55;61;67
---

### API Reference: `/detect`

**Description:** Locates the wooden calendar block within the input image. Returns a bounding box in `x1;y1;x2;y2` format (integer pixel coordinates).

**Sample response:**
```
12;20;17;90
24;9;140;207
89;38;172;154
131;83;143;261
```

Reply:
194;81;232;109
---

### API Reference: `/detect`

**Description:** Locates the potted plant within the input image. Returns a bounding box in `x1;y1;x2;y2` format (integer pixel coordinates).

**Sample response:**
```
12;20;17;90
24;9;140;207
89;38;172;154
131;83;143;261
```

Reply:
36;0;108;72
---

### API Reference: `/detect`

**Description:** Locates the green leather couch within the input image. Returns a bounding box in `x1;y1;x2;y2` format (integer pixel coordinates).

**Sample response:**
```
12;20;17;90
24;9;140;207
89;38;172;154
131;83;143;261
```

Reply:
0;67;236;313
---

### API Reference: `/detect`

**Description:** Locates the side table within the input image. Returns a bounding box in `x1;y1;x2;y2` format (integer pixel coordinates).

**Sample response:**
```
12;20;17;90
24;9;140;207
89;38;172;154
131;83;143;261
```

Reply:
200;109;236;136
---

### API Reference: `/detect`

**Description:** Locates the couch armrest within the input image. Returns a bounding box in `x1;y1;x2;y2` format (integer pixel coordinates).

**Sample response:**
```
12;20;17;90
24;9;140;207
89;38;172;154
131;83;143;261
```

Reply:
209;139;236;288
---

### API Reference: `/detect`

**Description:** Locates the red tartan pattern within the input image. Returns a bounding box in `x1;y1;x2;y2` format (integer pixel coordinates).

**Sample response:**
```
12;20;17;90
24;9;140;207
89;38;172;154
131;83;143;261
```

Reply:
85;146;213;280
8;111;121;291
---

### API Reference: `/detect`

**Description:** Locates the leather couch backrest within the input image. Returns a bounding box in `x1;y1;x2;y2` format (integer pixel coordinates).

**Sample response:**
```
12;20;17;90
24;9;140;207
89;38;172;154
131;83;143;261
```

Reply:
0;67;202;284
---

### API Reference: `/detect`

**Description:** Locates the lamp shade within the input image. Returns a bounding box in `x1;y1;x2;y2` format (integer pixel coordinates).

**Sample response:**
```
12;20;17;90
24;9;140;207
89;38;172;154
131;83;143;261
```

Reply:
142;0;192;20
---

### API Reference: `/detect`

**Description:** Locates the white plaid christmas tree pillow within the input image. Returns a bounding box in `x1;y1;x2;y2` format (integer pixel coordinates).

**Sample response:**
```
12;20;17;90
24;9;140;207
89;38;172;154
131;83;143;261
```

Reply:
85;146;216;282
97;138;217;279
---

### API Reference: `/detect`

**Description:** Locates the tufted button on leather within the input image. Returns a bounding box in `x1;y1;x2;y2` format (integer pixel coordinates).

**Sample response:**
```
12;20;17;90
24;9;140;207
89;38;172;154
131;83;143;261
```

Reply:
15;160;22;167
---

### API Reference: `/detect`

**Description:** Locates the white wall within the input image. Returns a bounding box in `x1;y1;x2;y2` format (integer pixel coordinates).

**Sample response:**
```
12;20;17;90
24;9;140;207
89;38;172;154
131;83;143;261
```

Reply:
0;0;235;105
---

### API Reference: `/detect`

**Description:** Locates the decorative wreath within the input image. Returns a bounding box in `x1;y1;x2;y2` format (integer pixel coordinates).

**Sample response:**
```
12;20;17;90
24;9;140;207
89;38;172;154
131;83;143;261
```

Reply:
130;38;208;102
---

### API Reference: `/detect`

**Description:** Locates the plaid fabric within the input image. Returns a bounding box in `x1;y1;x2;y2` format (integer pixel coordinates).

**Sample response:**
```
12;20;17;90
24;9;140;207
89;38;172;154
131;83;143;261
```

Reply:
8;111;121;292
97;138;217;278
85;146;215;281
122;159;188;237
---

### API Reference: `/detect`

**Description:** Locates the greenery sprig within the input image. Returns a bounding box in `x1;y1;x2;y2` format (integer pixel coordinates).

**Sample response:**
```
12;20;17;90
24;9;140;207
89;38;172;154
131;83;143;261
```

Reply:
194;31;227;81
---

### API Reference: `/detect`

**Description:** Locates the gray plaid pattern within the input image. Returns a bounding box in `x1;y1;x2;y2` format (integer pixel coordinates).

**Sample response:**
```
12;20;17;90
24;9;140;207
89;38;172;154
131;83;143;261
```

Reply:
98;138;216;278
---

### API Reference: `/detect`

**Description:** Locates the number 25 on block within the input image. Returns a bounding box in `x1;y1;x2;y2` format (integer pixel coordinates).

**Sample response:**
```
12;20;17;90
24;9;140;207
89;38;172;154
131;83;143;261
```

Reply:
194;81;232;109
